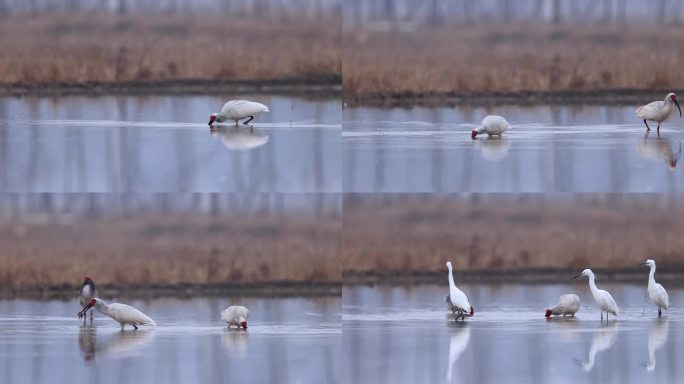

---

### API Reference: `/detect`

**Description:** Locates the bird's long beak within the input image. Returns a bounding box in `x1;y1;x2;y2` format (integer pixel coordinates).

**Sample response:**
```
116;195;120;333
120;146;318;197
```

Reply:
571;273;583;279
639;261;648;266
675;99;682;117
208;115;216;126
79;303;93;317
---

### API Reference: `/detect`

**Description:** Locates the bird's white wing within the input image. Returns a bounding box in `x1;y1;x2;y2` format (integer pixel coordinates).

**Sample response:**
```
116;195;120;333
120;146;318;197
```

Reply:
636;101;663;119
653;283;669;309
449;287;471;312
222;100;269;118
109;303;155;325
601;291;619;315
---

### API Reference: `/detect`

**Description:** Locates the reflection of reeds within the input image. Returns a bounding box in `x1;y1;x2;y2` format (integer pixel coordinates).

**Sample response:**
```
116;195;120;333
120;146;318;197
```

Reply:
343;195;684;276
0;213;339;292
343;24;684;102
0;14;340;85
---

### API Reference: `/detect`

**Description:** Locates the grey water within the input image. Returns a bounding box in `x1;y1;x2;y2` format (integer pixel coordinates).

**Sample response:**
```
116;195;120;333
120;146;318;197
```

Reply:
0;95;340;192
343;104;684;193
343;284;684;384
0;296;340;384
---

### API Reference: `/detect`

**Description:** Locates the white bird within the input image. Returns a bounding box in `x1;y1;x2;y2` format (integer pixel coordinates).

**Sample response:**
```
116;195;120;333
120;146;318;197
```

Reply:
647;318;668;371
641;259;669;316
573;269;618;321
471;115;509;139
446;326;471;382
78;276;97;323
210;125;269;151
221;305;250;329
79;298;156;330
636;93;681;134
445;261;473;321
545;294;581;318
637;136;681;170
209;100;269;126
580;323;618;372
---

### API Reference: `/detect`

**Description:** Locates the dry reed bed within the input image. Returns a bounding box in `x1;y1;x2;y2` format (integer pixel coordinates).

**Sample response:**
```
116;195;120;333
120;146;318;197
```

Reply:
0;14;340;85
0;213;339;291
343;195;684;277
343;24;684;103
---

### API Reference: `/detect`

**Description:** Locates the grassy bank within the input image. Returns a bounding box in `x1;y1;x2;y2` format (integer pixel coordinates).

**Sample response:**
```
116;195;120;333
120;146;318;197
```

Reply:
343;195;684;281
0;14;340;92
343;24;684;106
0;213;339;297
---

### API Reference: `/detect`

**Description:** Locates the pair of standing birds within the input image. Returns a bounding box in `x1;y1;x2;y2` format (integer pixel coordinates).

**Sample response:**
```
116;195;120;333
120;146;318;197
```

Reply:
445;259;669;321
471;92;682;139
78;276;250;330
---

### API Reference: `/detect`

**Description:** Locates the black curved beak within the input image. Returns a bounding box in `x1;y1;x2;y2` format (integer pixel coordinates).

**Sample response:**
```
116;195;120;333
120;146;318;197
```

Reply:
79;304;92;317
675;99;681;117
571;273;582;279
639;261;648;266
208;120;213;126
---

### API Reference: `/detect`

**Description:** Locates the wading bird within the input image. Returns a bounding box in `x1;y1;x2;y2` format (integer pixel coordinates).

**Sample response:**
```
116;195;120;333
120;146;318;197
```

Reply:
573;269;618;321
221;306;250;329
208;100;269;126
641;259;669;317
471;115;509;139
79;298;156;330
445;261;474;321
545;294;581;318
636;93;681;134
78;276;97;323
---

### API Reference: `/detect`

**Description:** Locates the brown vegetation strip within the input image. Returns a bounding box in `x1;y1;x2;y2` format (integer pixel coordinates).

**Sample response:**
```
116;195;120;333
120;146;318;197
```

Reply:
0;14;340;87
343;24;684;105
342;195;684;281
0;213;340;296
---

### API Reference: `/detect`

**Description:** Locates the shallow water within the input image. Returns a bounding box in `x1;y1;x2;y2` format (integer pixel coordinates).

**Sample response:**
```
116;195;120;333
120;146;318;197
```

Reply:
343;105;684;192
343;284;684;384
0;95;340;192
0;296;340;384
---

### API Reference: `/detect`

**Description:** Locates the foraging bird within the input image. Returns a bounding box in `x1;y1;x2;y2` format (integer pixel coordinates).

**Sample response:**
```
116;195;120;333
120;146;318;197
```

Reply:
78;276;97;323
208;100;269;126
573;269;618;321
647;318;668;371
545;294;581;318
446;326;471;382
79;298;156;330
221;305;250;329
635;93;681;134
641;259;669;317
471;115;509;139
445;261;474;321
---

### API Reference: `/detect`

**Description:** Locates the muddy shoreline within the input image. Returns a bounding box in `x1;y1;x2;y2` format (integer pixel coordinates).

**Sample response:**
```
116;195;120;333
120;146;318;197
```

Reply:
0;281;341;300
343;268;684;286
0;77;341;98
344;88;676;108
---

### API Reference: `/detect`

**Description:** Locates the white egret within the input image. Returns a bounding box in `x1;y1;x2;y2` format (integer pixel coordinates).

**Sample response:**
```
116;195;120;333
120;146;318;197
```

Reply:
209;100;269;126
636;93;681;134
221;305;250;329
471;115;509;139
573;269;618;321
641;259;669;316
445;261;473;321
545;294;581;318
79;298;156;330
78;276;97;323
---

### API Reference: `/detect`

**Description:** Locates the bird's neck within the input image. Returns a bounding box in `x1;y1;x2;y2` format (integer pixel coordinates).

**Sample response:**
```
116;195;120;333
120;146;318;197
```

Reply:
448;268;456;289
95;301;109;316
588;275;598;293
648;266;656;287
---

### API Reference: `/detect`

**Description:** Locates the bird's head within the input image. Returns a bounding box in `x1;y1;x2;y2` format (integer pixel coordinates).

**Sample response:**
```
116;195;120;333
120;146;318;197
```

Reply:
668;93;682;117
445;261;452;270
545;309;552;318
79;298;98;317
572;268;591;279
239;317;248;329
208;113;220;126
640;259;655;267
471;129;479;139
83;276;91;283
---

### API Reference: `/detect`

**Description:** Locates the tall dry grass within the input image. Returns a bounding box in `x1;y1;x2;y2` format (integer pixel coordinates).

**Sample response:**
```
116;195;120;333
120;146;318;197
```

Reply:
343;24;684;103
0;14;340;85
343;195;684;276
0;213;339;291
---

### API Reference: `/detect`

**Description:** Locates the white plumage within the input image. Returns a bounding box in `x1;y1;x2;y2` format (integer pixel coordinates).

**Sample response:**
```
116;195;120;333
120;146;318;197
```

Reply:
573;269;618;321
635;93;681;133
471;115;509;139
209;100;269;126
221;305;250;329
545;294;581;317
641;259;669;316
445;261;473;321
80;298;156;330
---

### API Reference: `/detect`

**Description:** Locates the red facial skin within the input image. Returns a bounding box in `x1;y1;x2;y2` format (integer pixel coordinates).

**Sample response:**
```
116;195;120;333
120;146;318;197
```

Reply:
471;130;478;139
671;94;678;101
208;115;217;125
83;276;91;283
545;309;552;318
470;306;474;316
241;321;247;329
672;161;677;169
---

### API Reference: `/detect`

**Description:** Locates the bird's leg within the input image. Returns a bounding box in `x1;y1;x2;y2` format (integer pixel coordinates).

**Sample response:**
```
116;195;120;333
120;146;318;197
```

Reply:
243;116;254;126
90;310;93;321
658;308;662;317
133;324;138;330
657;122;661;135
601;311;603;321
644;120;651;132
120;323;125;330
